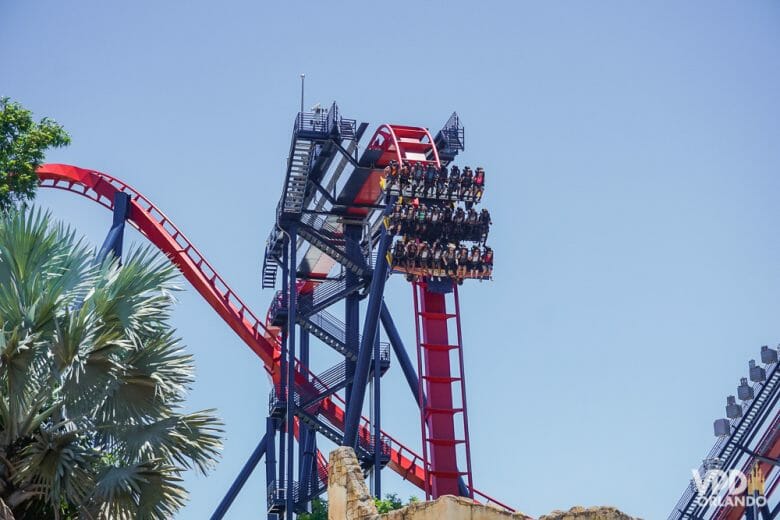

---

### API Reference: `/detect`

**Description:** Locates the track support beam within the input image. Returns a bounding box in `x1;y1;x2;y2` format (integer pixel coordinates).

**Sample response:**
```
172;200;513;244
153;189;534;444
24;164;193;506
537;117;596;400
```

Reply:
96;191;131;264
380;302;423;405
285;226;298;520
343;212;393;448
210;435;267;520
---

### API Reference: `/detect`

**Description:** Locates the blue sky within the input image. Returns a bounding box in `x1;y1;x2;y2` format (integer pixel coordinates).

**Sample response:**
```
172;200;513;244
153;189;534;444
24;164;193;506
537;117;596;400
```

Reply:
3;1;780;518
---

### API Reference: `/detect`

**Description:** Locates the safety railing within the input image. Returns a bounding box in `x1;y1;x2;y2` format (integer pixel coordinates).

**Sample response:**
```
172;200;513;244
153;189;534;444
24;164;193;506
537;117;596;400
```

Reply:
41;172;279;354
668;358;780;519
309;309;347;340
308;278;346;308
299;213;343;239
266;480;300;512
306;311;390;356
435;111;465;156
293;101;344;139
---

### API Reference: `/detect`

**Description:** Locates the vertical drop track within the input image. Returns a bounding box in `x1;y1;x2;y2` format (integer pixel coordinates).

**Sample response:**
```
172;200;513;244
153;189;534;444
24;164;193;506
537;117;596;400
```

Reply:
413;280;474;500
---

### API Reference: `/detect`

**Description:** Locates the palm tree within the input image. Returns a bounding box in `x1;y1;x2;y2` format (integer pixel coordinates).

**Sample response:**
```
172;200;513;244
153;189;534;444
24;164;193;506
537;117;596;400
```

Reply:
0;208;222;519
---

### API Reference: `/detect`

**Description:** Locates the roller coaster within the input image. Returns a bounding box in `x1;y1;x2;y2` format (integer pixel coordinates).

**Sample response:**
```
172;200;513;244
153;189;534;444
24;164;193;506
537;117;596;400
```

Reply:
35;102;780;519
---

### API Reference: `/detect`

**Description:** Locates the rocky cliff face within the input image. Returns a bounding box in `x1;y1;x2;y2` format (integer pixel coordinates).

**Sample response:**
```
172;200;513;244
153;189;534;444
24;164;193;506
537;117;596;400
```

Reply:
539;506;639;520
326;447;641;520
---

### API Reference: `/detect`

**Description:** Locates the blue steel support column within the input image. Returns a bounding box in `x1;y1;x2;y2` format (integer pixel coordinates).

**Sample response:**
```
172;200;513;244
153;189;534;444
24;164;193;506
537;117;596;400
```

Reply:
380;303;422;405
285;226;297;520
343;212;393;448
344;224;362;412
308;432;318;496
299;426;317;497
265;417;277;520
297;325;311;509
297;326;309;472
96;192;131;264
210;434;267;520
278;238;288;491
372;320;381;497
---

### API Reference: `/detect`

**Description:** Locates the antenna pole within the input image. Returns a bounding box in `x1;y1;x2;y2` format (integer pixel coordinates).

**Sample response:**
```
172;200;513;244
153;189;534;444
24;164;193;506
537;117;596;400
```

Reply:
300;74;305;114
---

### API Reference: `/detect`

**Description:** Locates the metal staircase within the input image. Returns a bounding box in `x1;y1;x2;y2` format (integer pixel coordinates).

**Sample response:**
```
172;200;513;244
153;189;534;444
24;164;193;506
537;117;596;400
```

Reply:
339;120;356;140
261;250;278;289
277;102;354;221
434;112;465;165
262;227;285;289
413;279;474;500
280;138;313;217
298;214;368;277
268;361;392;463
300;309;392;365
301;310;358;360
300;277;365;316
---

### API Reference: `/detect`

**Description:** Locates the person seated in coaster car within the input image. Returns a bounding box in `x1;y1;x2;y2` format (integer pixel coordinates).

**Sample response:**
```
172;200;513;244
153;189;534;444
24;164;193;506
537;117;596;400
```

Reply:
404;200;417;234
424;163;438;197
383;164;392;190
424;202;435;228
387;160;400;191
478;208;492;243
456;243;469;280
474;167;485;201
415;203;427;235
398;163;411;195
412;162;424;196
440;205;454;239
468;245;482;278
393;203;403;235
432;240;444;277
466;207;479;240
437;165;449;197
461;166;474;204
391;239;406;269
443;243;457;277
448;166;461;198
404;239;418;271
429;206;441;240
452;207;466;237
418;242;430;275
482;246;494;277
389;202;404;235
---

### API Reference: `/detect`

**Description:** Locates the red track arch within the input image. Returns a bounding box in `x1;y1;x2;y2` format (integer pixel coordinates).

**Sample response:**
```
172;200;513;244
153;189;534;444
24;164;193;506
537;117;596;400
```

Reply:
36;163;512;511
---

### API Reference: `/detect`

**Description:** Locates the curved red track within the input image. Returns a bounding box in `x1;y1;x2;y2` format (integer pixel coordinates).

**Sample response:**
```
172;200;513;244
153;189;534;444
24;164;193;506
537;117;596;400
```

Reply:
36;163;512;511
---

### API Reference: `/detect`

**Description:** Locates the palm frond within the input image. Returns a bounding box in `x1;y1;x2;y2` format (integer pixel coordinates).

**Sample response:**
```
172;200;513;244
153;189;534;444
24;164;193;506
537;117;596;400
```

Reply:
88;461;186;520
125;330;194;404
0;329;50;444
0;209;222;518
13;424;96;510
86;247;180;344
101;410;223;475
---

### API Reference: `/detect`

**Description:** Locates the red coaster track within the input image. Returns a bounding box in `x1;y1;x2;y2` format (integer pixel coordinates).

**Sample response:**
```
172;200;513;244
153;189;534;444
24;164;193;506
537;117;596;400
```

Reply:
36;163;512;511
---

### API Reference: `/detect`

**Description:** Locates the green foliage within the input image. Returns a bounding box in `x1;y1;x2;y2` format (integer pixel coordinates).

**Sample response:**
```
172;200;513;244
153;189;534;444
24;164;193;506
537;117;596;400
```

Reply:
298;498;328;520
0;98;70;211
374;493;405;513
298;493;418;518
0;208;223;518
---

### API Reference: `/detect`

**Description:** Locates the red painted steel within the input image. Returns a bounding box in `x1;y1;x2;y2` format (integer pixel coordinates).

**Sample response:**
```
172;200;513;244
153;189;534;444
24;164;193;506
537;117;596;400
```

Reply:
366;124;440;168
346;123;441;215
413;280;473;499
36;163;511;511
